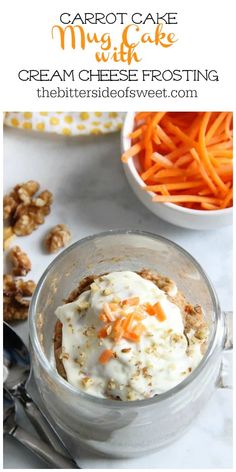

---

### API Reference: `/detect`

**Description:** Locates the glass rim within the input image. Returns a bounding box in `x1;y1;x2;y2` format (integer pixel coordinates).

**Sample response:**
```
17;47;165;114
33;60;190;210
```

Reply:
29;229;222;409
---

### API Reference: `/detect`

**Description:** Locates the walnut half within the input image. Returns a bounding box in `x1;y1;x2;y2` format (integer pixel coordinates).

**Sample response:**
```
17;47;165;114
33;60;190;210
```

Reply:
3;274;36;322
3;181;53;236
44;224;71;253
10;246;31;276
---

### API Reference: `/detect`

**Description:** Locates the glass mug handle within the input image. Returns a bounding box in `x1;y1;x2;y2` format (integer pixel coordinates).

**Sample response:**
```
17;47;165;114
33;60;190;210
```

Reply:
217;311;233;389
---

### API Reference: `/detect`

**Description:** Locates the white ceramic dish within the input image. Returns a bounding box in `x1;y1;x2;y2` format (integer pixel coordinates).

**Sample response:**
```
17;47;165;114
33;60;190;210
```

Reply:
121;112;233;230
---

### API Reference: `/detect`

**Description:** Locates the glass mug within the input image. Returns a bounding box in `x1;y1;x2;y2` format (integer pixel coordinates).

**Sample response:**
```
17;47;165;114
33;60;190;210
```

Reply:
29;231;232;458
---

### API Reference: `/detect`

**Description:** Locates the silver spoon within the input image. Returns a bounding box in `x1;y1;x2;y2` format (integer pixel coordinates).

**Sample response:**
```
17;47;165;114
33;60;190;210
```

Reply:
3;322;78;465
4;387;78;468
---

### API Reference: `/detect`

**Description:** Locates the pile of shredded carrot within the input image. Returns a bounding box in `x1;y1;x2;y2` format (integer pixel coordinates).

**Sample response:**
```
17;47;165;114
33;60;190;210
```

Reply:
98;297;166;364
121;112;233;210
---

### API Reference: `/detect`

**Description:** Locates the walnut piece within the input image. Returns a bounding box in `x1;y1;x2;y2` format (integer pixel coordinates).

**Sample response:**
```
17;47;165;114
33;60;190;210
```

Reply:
3;181;53;236
139;269;176;294
3;227;16;251
3;274;36;322
10;246;31;276
13;214;36;236
184;304;208;340
3;196;17;220
45;224;71;253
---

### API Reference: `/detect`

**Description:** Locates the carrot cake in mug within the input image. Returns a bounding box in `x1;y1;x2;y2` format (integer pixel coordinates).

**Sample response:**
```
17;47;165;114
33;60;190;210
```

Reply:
54;270;208;401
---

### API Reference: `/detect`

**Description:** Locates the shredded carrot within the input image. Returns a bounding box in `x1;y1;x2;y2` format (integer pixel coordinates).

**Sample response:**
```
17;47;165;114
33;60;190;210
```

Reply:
151;152;174;168
133;323;146;336
128;126;145;140
98;327;108;338
141;162;160;181
145;302;166;321
190;148;217;195
122;297;140;307
175;154;193;168
154;168;185;178
96;295;171;350
134;312;146;321
99;349;114;364
123;313;136;331
144;180;203;192
220;188;233;209
109;303;119;311
145;303;156;316
103;303;115;322
201;202;219;210
198;113;228;194
155;125;176;151
152;195;221;204
224;113;233;139
143;113;166;170
99;312;108;323
206;112;228;142
109;316;126;342
122;112;233;210
123;331;140;342
153;302;167;322
121;142;144;163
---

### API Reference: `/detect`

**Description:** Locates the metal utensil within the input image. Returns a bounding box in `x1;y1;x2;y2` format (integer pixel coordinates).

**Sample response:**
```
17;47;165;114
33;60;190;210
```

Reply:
3;322;77;464
3;388;78;469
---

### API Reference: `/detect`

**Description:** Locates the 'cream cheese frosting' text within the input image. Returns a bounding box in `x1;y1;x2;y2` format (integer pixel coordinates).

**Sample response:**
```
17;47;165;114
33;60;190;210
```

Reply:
55;271;205;400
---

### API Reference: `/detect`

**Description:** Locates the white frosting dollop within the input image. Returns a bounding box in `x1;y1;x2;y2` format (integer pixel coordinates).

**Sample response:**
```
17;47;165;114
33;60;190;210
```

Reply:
55;271;204;400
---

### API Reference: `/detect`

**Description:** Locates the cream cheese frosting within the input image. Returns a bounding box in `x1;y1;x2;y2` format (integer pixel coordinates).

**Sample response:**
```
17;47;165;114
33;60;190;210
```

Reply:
55;271;205;400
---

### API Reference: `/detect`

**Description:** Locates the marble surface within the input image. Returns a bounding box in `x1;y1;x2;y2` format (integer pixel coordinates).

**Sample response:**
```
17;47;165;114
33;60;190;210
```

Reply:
3;126;233;469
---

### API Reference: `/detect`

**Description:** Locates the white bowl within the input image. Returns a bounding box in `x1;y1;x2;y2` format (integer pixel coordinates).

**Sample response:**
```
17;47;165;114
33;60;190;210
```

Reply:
121;112;233;230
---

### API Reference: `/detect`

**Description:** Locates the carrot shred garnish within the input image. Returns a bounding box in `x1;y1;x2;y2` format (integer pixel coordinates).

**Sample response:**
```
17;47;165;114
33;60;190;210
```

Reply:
98;327;108;338
133;323;146;336
134;312;146;321
113;317;125;333
121;112;233;210
109;303;119;311
123;331;140;342
99;349;114;364
122;297;140;307
153;302;167;322
145;303;156;316
113;326;125;342
103;303;115;322
123;313;136;331
99;312;108;323
144;302;166;321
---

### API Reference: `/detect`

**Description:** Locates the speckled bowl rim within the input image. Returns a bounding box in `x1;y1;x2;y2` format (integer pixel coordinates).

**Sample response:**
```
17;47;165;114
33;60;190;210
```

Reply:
29;230;224;409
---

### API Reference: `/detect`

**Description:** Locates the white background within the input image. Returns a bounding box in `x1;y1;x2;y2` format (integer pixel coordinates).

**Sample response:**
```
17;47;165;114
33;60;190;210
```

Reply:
1;0;235;110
